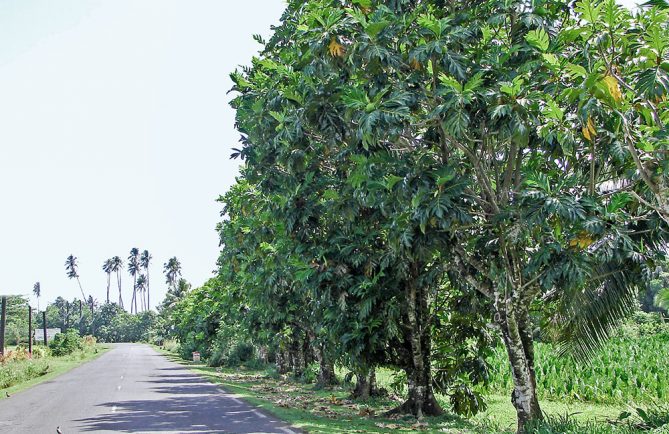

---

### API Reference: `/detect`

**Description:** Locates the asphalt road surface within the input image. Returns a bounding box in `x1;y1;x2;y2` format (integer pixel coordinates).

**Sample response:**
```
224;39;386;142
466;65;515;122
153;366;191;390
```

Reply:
0;344;298;434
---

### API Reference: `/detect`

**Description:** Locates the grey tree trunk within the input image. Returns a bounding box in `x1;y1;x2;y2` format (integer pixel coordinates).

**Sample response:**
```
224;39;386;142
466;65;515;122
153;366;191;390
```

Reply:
117;271;124;308
0;296;6;356
308;330;338;388
390;281;442;417
497;303;542;433
106;273;111;304
275;349;290;375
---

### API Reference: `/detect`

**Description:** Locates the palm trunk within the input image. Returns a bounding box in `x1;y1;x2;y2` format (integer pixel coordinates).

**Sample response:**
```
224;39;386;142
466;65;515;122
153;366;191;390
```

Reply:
117;271;124;309
497;301;542;433
146;269;150;311
106;273;111;304
76;277;86;301
131;286;136;314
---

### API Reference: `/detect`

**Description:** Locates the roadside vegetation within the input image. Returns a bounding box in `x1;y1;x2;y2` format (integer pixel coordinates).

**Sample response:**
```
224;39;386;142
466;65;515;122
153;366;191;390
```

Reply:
154;0;669;432
0;330;105;396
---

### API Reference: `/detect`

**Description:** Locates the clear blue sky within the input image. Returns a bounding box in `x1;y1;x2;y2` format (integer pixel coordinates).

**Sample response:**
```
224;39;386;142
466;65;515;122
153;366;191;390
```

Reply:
0;0;285;309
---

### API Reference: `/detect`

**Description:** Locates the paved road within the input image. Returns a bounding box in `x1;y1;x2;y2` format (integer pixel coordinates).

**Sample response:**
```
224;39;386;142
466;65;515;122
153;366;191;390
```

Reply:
0;344;298;434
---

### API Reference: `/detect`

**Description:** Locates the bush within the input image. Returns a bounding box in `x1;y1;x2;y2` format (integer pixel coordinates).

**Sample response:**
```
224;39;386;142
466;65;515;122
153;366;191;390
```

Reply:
301;362;319;384
207;341;257;367
49;330;83;356
616;311;669;339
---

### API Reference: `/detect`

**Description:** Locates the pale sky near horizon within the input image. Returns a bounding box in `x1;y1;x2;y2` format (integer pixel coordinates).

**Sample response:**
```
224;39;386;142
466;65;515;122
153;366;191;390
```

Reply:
0;0;286;309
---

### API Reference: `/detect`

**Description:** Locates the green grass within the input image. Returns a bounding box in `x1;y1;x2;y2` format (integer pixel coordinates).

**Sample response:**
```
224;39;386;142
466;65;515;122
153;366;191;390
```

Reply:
155;346;637;433
0;344;110;398
486;334;669;405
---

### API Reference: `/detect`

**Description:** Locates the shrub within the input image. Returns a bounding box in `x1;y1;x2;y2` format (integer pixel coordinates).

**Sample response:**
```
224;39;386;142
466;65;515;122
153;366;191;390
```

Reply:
49;330;83;356
205;336;259;368
300;362;319;384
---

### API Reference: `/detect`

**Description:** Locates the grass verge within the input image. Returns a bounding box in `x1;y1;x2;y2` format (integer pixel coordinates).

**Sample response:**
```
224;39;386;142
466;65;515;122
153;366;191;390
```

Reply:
0;344;110;399
154;347;637;433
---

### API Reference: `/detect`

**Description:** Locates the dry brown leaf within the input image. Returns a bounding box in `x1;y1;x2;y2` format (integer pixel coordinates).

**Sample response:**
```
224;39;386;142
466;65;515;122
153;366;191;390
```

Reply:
358;407;375;417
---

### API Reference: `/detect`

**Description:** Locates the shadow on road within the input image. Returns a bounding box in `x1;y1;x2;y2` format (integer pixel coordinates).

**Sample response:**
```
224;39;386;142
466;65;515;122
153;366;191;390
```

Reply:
75;369;291;434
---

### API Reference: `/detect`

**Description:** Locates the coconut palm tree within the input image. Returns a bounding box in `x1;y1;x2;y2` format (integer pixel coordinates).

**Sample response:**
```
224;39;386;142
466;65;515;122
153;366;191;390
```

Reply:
65;255;87;301
111;256;124;309
136;274;147;312
32;282;41;312
140;250;152;311
102;259;113;304
128;248;140;314
163;257;182;290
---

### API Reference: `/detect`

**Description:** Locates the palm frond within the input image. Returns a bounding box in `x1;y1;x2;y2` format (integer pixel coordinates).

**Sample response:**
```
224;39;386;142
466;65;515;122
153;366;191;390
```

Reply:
656;287;669;310
554;261;640;361
643;0;669;9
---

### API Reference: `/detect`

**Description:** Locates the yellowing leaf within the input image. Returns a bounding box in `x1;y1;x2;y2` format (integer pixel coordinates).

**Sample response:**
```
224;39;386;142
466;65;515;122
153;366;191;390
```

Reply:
603;75;623;101
587;116;596;136
410;58;422;70
569;232;595;249
582;116;596;142
328;37;345;58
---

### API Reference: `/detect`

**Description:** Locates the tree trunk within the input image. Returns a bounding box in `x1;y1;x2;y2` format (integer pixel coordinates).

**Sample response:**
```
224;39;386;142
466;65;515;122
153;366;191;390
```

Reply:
498;304;542;433
308;330;338;388
131;276;137;314
106;273;111;304
290;336;305;379
117;272;124;309
76;277;87;302
351;368;378;400
315;347;338;388
0;296;6;357
276;349;290;374
390;280;442;418
147;269;150;311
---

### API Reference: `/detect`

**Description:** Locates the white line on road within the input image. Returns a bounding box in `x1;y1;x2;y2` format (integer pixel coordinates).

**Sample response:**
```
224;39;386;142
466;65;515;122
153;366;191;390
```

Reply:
252;410;267;419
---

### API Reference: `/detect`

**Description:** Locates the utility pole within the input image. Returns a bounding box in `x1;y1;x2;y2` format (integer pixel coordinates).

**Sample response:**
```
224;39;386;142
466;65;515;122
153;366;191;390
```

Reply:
28;305;33;357
43;311;48;346
0;296;6;357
